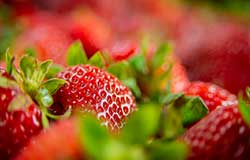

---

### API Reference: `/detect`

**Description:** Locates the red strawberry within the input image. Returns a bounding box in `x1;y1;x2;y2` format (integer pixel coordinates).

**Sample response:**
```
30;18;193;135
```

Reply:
107;40;138;62
69;9;113;57
54;65;136;131
184;82;237;111
0;71;42;159
13;12;72;66
170;58;190;93
182;104;250;160
174;17;250;95
0;53;66;159
15;118;82;160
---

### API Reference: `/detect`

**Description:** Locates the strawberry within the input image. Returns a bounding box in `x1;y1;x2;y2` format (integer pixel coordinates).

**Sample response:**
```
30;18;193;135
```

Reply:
184;82;237;111
182;104;250;160
0;70;42;159
54;65;136;131
107;40;138;62
15;118;82;160
69;9;113;58
13;12;72;66
174;17;250;95
0;53;66;159
170;58;190;93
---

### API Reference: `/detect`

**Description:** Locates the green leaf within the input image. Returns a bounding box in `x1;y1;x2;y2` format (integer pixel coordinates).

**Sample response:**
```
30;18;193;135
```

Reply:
25;47;37;57
20;55;36;78
152;43;172;70
41;111;49;129
35;88;53;107
46;64;64;79
161;93;184;105
120;103;161;145
42;78;66;95
78;115;112;159
102;142;146;160
5;48;13;75
173;96;209;126
238;94;250;125
161;106;184;140
246;87;250;99
149;141;188;160
129;53;148;75
36;60;52;83
66;41;88;66
122;78;141;98
88;52;105;68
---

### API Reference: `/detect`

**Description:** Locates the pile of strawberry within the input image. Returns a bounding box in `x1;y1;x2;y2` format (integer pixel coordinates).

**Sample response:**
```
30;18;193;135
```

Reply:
1;1;250;160
0;39;249;160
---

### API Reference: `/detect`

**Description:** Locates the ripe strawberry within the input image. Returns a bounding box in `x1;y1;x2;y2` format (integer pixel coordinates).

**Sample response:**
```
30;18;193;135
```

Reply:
174;17;250;95
170;59;190;93
54;65;136;131
182;104;250;160
184;82;237;111
13;12;72;66
15;118;82;160
69;9;113;57
107;40;138;62
0;53;66;159
0;70;42;159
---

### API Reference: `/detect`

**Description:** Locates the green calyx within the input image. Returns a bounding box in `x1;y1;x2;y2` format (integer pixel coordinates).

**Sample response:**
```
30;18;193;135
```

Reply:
238;87;250;126
5;49;68;128
66;41;105;68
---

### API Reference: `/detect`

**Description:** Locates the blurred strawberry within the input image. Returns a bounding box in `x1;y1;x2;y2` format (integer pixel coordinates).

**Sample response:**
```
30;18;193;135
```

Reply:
69;9;113;57
107;40;138;61
174;18;250;95
182;104;250;160
15;118;82;160
13;12;72;65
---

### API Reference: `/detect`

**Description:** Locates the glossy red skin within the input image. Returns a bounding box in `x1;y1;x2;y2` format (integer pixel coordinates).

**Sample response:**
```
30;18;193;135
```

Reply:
15;119;82;160
54;65;136;131
0;71;42;159
184;81;237;112
182;104;250;160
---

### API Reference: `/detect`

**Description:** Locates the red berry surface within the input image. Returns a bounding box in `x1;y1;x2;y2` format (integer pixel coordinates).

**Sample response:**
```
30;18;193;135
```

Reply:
55;65;136;131
182;104;250;160
184;82;237;111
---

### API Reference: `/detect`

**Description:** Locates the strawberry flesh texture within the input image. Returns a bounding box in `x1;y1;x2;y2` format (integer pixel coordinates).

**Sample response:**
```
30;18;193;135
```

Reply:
0;85;42;159
182;104;250;160
55;65;136;131
184;82;237;112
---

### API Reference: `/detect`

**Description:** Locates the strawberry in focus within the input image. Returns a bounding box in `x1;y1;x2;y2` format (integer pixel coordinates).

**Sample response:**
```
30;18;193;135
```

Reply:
54;65;136;131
